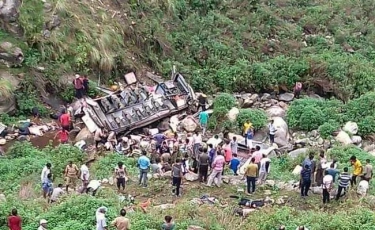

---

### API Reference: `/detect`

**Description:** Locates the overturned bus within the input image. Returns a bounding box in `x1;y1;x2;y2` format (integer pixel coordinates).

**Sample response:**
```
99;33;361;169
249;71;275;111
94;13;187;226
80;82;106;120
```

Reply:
81;73;196;134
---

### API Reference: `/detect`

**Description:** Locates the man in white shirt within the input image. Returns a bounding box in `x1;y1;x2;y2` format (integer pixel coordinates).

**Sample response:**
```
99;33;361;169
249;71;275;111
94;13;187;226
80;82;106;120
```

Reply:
192;131;202;159
41;163;52;199
268;120;277;145
80;162;90;192
50;184;64;203
259;154;271;184
96;207;108;230
87;180;101;196
322;171;333;204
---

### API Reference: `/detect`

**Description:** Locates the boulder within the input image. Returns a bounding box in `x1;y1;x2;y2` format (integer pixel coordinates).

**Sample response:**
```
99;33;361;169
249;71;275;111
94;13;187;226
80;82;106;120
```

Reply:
181;116;198;132
242;99;254;108
75;127;94;142
278;93;294;102
288;148;308;158
272;117;290;147
0;42;23;65
343;121;358;135
184;172;199;181
335;131;352;145
261;93;271;101
0;0;23;36
292;165;302;175
0;138;5;145
266;106;285;118
227;107;239;121
157;120;170;132
351;135;362;144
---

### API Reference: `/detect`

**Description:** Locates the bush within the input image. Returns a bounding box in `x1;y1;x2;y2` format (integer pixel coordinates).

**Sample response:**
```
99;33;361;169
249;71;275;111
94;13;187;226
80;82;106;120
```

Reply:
209;93;236;131
236;108;267;131
328;146;372;166
213;93;236;110
358;116;375;137
298;107;325;130
318;121;340;139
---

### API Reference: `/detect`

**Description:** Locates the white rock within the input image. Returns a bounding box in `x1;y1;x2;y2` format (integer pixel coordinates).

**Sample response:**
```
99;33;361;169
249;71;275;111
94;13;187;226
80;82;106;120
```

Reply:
75;127;94;142
0;138;6;145
335;131;353;145
181;116;198;132
101;178;109;184
169;115;180;132
0;194;5;202
351;135;362;144
288;148;308;158
292;165;302;175
272;117;290;147
187;225;204;230
185;172;199;181
343;121;358;135
357;180;369;196
266;106;286;118
278;93;295;102
227;107;240;121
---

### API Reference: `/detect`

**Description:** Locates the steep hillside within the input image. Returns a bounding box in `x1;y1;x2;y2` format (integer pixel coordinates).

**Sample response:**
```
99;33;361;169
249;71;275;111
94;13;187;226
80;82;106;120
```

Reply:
1;0;375;102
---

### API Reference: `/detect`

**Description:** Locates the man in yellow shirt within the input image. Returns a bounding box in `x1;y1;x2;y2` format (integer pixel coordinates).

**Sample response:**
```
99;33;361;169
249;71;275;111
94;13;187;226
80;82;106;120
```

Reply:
350;156;362;187
243;157;258;194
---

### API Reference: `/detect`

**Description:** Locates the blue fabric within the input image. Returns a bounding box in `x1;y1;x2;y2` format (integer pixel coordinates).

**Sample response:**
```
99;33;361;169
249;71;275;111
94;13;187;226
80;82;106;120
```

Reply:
230;158;240;171
199;111;209;124
138;156;150;170
246;130;253;139
301;168;311;181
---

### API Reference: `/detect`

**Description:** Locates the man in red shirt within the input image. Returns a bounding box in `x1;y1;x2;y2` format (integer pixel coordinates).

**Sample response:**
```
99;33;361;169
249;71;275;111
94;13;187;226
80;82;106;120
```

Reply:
8;208;22;230
54;128;70;144
59;110;71;131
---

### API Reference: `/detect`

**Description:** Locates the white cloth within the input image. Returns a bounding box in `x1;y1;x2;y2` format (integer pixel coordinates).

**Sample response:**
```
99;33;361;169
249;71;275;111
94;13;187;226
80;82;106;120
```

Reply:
357;180;369;196
193;134;202;144
260;158;271;173
50;187;64;201
96;207;108;230
88;180;101;190
322;175;333;189
80;164;90;181
268;123;276;135
41;166;50;183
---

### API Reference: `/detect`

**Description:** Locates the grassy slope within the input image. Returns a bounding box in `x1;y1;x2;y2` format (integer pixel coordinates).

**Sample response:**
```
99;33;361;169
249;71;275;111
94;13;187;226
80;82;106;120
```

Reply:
1;0;374;100
1;143;375;230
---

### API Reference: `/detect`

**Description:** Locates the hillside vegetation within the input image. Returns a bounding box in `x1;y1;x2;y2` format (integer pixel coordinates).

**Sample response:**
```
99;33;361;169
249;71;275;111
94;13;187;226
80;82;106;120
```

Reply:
2;0;375;100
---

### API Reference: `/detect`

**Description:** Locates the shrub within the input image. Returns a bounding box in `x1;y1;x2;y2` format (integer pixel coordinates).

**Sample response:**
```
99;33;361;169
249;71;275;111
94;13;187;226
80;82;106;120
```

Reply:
209;93;236;131
236;109;267;131
318;121;340;139
358;116;375;137
328;146;373;166
213;93;236;110
298;107;325;130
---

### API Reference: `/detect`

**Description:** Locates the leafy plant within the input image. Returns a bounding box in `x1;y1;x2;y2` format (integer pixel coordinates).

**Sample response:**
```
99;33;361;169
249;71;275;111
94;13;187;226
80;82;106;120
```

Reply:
318;120;340;139
236;108;267;131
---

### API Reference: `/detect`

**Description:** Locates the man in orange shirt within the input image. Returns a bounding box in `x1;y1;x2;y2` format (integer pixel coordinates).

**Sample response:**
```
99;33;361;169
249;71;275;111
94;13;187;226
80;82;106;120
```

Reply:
59;110;71;131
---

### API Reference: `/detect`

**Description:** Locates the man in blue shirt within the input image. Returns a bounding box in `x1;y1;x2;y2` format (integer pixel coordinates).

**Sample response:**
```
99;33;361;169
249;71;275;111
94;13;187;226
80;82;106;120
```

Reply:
198;110;209;136
229;154;241;175
300;164;311;197
153;133;166;154
138;150;150;187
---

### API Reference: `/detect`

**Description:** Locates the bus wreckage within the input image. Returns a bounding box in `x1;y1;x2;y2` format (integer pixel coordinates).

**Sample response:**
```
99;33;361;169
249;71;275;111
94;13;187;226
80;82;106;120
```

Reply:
80;72;196;135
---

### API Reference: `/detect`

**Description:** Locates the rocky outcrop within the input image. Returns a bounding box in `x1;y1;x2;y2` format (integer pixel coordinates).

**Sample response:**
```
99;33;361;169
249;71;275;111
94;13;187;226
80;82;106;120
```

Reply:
266;105;286;118
0;0;23;36
0;41;23;66
272;117;289;147
343;121;358;135
75;127;94;143
227;107;239;121
181;116;197;132
335;130;352;145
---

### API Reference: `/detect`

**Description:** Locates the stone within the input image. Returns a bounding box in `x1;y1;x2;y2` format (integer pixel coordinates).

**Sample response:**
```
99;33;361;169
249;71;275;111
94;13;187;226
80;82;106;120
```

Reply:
276;197;285;204
0;138;5;145
265;180;275;187
292;165;302;175
264;196;274;204
311;186;323;194
317;137;324;145
0;0;23;36
0;42;23;65
75;127;94;142
249;93;259;101
45;14;61;30
227;107;239;121
351;135;362;144
364;144;375;152
102;178;109;184
187;226;204;230
288;148;308;158
181;116;198;132
278;101;288;109
335;131;353;145
17;135;29;141
272;117;290;147
185;172;199;181
278;93;294;102
261;93;271;101
242;99;254;108
266;106;285;118
357;180;369;196
0;193;5;202
343;121;358;135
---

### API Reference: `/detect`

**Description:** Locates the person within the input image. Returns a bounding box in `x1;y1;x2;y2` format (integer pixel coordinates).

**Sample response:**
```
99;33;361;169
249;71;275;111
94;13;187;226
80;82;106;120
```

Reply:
38;219;48;230
229;153;241;175
208;144;216;168
111;209;130;230
54;128;69;144
162;215;175;230
198;109;209;136
300;164;311;197
302;154;316;183
73;74;84;99
161;148;171;164
192;131;202;159
96;207;108;230
243;120;252;146
50;184;64;203
198;148;210;182
296;226;309;230
244;158;258;194
207;151;225;187
172;158;184;197
153;132;166;154
336;167;350;201
315;153;325;186
361;159;373;182
322;170;333;204
259;154;271;184
197;93;208;111
150;158;163;176
115;162;128;192
245;128;254;151
94;127;106;149
230;136;238;156
64;161;79;193
83;75;89;96
59;110;71;131
268;120;277;145
138;150;150;187
87;180;101;196
8;208;22;230
41;163;52;199
32;107;41;119
223;140;233;163
293;82;303;99
326;163;339;182
80;162;90;192
350;156;362;187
